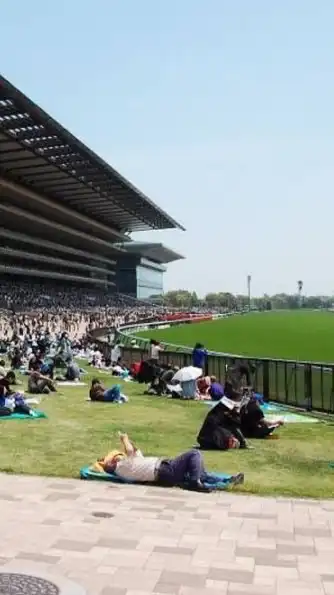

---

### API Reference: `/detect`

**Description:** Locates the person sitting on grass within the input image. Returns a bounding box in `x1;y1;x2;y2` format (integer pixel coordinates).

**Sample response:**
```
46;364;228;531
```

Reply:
208;376;224;401
65;360;81;382
197;397;250;450
0;359;6;378
240;396;284;438
99;432;244;493
0;378;32;416
10;347;23;370
197;375;211;400
145;364;179;396
28;350;44;372
27;364;57;395
0;370;21;393
89;378;128;403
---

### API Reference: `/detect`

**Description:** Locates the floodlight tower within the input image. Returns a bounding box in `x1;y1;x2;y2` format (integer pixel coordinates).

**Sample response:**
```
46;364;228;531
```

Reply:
247;275;252;311
297;280;303;308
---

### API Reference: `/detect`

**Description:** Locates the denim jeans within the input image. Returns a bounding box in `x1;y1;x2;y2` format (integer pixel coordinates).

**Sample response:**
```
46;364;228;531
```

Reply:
103;385;121;402
157;449;205;485
181;380;197;399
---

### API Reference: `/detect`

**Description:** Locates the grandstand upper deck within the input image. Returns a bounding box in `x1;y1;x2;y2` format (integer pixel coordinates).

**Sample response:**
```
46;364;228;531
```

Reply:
0;75;184;234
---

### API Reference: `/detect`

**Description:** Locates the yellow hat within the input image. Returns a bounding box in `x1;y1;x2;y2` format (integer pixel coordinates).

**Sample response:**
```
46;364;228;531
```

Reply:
104;450;125;465
92;450;125;474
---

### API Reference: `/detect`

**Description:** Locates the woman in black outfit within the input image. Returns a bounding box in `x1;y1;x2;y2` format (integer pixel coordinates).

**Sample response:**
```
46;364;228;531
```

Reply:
197;400;248;450
240;397;283;438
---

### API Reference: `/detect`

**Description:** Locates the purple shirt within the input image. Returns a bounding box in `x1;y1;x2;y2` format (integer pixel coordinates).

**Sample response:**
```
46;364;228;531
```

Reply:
209;382;224;401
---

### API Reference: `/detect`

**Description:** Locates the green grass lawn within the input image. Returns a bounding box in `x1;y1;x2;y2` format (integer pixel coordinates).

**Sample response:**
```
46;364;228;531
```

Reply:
138;310;334;363
0;367;333;499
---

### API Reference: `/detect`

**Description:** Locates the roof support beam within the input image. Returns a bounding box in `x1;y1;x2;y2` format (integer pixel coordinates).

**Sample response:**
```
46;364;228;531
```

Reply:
0;74;185;232
0;227;116;265
0;265;115;286
0;175;127;242
0;202;126;256
0;246;115;276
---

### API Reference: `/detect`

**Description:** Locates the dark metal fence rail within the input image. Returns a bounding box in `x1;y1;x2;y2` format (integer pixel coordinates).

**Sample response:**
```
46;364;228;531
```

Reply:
90;325;334;414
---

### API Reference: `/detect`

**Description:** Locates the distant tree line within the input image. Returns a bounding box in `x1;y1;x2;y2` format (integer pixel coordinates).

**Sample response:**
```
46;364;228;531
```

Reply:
149;290;333;311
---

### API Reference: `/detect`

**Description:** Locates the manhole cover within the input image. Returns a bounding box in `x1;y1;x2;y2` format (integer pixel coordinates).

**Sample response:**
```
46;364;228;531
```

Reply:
92;511;114;518
0;574;59;594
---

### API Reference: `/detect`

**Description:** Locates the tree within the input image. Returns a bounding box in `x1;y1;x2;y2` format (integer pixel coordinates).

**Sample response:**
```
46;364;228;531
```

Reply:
150;289;333;311
161;290;196;308
304;295;323;309
235;294;249;310
190;291;199;307
252;297;268;310
217;292;236;309
204;293;219;308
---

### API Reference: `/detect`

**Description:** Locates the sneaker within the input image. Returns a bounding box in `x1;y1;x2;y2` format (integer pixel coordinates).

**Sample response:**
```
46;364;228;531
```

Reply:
187;480;213;493
230;473;245;486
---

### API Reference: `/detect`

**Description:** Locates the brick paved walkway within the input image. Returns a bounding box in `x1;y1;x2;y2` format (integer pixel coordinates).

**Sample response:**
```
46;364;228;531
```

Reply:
0;474;333;595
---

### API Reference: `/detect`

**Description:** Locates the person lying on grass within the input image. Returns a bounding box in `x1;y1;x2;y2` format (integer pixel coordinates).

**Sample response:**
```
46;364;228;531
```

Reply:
89;378;127;403
98;432;244;493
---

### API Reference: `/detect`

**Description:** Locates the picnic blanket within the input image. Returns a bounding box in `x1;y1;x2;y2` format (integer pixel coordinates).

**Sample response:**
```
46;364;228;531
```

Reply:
261;403;319;423
204;399;319;423
265;412;319;424
80;466;240;490
0;410;47;420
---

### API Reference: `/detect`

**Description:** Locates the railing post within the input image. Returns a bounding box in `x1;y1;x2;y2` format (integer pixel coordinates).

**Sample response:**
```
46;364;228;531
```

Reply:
263;360;270;402
331;367;334;414
304;364;312;411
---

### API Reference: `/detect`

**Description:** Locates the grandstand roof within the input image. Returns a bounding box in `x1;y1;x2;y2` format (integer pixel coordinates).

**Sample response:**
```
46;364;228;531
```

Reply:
118;241;184;264
0;75;185;233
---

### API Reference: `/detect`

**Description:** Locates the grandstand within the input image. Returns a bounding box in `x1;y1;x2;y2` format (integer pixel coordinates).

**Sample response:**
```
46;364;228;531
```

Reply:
0;74;184;299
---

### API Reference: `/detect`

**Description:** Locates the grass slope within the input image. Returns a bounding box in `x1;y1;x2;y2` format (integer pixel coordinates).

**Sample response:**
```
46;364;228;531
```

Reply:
0;365;333;498
139;310;334;362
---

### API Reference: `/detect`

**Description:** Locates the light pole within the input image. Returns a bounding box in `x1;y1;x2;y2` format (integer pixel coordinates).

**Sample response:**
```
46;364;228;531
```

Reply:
247;275;252;311
297;280;303;308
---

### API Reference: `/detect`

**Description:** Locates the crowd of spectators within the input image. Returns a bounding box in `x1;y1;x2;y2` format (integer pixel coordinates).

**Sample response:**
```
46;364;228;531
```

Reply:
0;279;168;345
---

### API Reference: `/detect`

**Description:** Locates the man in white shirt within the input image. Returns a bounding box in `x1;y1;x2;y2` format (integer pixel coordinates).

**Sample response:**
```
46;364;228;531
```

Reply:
111;343;122;364
148;340;163;363
102;433;244;493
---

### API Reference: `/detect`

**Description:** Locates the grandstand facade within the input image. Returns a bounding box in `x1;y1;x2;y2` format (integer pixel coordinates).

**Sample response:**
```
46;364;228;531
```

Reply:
0;75;184;298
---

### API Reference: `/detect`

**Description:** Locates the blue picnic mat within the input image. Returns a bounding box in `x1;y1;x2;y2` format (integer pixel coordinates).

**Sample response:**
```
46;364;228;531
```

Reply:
0;410;47;420
80;466;236;489
261;402;283;412
203;398;280;411
203;399;318;423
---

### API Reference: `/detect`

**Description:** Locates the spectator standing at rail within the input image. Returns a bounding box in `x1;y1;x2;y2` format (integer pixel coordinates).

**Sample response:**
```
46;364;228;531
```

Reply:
192;343;207;371
148;339;163;364
224;360;254;398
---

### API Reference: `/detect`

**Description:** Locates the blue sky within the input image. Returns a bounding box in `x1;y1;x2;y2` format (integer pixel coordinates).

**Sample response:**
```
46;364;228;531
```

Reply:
2;0;334;296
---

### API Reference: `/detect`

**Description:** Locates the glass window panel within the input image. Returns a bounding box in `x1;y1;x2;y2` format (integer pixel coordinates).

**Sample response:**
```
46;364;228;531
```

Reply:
137;284;163;299
137;265;163;288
